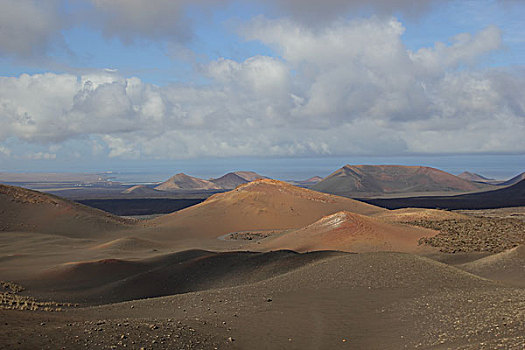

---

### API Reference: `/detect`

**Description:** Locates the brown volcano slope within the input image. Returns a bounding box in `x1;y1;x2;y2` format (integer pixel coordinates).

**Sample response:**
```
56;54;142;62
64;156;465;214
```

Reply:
148;179;386;240
312;164;488;196
29;249;342;305
458;245;525;287
257;211;437;253
0;184;132;237
154;173;221;191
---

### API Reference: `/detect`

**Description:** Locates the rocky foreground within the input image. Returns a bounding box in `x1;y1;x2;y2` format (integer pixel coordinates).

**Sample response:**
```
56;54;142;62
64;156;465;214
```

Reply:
414;216;525;253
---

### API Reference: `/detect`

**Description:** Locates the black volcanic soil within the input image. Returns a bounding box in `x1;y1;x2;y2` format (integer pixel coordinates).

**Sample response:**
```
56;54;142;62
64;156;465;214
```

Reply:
76;198;205;216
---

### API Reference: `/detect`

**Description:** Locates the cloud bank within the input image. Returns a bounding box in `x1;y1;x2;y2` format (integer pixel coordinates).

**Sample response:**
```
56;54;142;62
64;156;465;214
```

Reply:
0;0;64;57
1;17;523;160
0;0;451;58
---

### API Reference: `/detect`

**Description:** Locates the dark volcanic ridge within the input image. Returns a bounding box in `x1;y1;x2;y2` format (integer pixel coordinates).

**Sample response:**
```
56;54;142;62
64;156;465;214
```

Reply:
360;178;525;210
501;172;525;186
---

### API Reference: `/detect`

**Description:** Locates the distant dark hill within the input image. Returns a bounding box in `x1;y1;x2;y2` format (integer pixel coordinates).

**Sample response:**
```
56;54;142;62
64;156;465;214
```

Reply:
154;173;221;191
210;171;268;189
210;172;249;189
290;176;324;187
500;172;525;186
305;176;324;183
358;179;525;210
457;171;493;182
232;171;268;182
312;165;487;196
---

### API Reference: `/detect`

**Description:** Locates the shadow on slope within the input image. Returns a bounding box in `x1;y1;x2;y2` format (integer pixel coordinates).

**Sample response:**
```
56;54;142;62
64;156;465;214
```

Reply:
30;249;344;305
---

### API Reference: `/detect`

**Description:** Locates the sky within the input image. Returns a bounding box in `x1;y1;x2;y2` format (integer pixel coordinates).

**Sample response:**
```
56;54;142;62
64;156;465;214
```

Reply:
0;0;524;180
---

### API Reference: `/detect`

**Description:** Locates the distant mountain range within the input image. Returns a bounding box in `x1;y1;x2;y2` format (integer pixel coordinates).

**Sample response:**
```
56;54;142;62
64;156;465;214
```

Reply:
457;171;525;186
119;166;523;197
312;165;490;197
121;171;318;194
152;171;268;192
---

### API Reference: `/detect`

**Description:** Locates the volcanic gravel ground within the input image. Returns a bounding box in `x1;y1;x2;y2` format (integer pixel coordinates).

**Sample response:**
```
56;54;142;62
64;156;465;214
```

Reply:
411;217;525;253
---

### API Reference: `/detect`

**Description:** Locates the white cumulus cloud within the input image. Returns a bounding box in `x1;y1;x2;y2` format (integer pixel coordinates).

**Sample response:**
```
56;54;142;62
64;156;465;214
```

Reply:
0;17;523;160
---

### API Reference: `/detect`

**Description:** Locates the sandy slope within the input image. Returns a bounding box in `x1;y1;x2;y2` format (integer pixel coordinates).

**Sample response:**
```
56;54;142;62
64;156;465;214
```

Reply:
27;250;343;305
2;252;524;349
0;184;133;238
146;179;386;241
256;211;437;253
1;183;525;349
458;245;525;287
